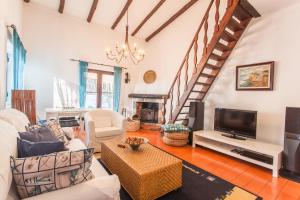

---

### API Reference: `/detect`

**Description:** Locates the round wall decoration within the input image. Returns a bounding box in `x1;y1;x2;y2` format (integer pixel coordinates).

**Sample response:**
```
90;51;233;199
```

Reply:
143;70;157;84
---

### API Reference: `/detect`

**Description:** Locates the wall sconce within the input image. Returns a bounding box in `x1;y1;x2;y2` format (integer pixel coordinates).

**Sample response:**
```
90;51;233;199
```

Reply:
125;72;130;84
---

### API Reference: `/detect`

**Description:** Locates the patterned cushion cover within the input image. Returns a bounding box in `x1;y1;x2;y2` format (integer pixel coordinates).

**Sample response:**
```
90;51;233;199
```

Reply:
10;148;95;199
162;124;190;133
46;120;69;145
25;124;43;132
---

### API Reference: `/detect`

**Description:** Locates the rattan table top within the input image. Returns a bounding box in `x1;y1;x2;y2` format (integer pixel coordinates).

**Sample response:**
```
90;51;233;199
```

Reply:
102;139;182;175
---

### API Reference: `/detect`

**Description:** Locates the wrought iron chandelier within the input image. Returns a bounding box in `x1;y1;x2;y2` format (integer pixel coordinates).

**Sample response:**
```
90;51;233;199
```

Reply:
105;11;145;65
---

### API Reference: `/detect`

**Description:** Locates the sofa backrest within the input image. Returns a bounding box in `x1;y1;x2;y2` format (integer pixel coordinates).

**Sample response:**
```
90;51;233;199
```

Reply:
87;109;113;128
0;120;19;200
0;109;30;132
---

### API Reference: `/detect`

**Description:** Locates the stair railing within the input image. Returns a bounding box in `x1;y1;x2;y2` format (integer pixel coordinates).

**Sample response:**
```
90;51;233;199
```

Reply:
162;0;236;124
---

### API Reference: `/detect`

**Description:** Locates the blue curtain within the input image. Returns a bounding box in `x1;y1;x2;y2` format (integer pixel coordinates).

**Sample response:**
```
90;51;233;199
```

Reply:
113;66;122;112
79;61;88;108
13;29;27;89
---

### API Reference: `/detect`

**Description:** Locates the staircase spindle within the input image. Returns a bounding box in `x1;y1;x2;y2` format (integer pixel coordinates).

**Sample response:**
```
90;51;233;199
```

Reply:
169;87;174;121
177;73;181;106
203;14;209;55
214;0;220;32
193;35;198;74
184;56;189;91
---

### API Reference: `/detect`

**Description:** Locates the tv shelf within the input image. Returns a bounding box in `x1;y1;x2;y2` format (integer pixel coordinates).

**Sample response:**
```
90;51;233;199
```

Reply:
193;130;283;177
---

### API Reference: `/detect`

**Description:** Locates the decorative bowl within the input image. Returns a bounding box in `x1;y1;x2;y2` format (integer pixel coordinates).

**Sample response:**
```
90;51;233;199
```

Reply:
125;137;148;151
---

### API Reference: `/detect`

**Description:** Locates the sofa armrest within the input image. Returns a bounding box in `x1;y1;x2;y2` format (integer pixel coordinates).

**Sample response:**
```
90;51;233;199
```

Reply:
25;175;120;200
84;113;96;147
111;112;126;131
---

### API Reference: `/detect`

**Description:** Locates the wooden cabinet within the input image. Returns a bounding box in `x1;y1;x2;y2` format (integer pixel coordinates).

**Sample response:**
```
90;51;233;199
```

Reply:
12;90;36;124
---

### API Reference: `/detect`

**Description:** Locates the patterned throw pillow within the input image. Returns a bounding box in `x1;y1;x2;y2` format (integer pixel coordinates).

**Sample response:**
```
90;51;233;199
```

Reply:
162;124;190;133
46;120;69;145
25;124;42;132
10;148;95;199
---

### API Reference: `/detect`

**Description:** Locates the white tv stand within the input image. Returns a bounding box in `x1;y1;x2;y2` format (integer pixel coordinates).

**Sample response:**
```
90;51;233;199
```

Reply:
193;130;283;177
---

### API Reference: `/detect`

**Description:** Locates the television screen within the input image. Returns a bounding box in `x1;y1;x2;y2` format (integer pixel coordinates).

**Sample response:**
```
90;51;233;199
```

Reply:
214;108;257;138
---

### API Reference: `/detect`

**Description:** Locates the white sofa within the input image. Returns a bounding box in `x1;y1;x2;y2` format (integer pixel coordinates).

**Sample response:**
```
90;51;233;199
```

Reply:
0;109;120;200
85;109;126;152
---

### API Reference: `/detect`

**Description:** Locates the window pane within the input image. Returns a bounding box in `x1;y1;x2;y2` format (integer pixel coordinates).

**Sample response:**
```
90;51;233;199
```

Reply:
85;93;97;108
102;74;114;109
86;72;97;93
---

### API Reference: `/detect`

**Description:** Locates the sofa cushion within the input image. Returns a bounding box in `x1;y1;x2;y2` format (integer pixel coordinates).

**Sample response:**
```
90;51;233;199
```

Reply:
19;127;57;142
95;127;122;138
20;175;120;200
0;112;27;132
46;120;69;145
0;120;19;200
66;139;109;178
17;138;66;158
93;116;112;128
10;148;95;199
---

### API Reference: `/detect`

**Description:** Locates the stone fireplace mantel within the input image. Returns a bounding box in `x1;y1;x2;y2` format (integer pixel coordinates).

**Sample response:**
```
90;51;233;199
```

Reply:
128;93;168;99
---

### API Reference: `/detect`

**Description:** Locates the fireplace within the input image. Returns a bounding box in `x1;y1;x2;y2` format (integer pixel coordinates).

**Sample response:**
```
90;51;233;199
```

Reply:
136;102;159;123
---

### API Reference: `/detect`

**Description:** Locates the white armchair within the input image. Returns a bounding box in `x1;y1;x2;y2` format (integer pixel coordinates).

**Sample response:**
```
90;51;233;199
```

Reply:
85;109;126;152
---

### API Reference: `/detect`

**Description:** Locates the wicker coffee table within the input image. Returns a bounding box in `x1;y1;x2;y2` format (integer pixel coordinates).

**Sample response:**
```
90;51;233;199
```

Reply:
101;139;182;200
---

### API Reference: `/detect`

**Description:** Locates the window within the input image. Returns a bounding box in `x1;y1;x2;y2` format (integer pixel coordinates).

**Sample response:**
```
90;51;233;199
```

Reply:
85;69;114;109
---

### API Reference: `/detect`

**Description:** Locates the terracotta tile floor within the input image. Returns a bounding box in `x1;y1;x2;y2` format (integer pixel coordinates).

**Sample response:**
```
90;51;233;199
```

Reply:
124;130;300;200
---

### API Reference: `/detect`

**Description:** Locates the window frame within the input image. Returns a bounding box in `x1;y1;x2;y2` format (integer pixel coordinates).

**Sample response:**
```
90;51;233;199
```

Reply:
87;69;114;108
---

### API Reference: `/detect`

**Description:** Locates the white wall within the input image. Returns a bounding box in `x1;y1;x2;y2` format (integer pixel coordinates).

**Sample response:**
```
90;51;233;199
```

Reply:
136;2;300;145
205;3;300;145
22;3;147;118
0;0;23;108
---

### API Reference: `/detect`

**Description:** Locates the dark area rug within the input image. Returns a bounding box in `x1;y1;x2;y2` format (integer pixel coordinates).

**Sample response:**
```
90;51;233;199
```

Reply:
98;158;261;200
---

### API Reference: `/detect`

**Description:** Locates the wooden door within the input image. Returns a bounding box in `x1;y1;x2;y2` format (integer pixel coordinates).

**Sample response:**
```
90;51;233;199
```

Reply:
12;90;36;124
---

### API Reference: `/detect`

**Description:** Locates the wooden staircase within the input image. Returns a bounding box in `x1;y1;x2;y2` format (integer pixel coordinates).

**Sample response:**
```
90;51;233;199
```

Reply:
162;0;260;124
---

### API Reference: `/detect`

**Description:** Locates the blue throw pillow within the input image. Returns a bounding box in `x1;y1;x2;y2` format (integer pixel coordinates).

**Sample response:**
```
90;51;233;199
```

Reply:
17;138;65;158
19;127;58;142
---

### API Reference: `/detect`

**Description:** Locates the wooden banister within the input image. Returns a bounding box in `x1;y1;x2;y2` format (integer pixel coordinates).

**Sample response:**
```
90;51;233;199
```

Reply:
163;0;242;124
166;0;215;97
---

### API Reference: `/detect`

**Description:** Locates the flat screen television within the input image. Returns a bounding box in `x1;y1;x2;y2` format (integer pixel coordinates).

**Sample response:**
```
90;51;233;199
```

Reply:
214;108;257;139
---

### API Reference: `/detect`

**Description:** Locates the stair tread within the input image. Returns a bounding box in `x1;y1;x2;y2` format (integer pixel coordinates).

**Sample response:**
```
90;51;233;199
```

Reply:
215;42;232;52
205;64;220;70
210;53;227;61
196;81;211;86
221;31;238;42
227;18;245;31
201;73;216;78
179;112;189;114
188;98;202;101
234;5;252;21
191;90;205;93
175;118;188;121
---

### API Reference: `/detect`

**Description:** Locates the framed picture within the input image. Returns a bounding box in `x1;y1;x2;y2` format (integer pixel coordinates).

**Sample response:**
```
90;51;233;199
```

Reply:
236;61;274;91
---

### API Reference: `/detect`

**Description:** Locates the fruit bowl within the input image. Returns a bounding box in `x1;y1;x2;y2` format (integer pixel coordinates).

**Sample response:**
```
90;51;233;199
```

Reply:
125;137;148;151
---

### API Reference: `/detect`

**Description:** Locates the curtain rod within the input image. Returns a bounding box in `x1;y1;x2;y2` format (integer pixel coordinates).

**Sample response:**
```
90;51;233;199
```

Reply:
6;24;16;29
70;59;127;69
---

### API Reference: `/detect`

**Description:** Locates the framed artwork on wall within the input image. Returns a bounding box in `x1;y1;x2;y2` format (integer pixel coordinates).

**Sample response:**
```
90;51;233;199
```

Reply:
236;61;274;91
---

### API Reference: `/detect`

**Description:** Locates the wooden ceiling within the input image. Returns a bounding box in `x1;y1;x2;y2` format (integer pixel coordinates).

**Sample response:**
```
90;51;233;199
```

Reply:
23;0;200;42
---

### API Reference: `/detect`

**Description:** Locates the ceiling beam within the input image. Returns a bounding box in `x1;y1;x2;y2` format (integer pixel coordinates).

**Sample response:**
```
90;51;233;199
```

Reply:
145;0;198;42
24;0;30;2
131;0;166;36
58;0;65;14
111;0;133;30
87;0;99;23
